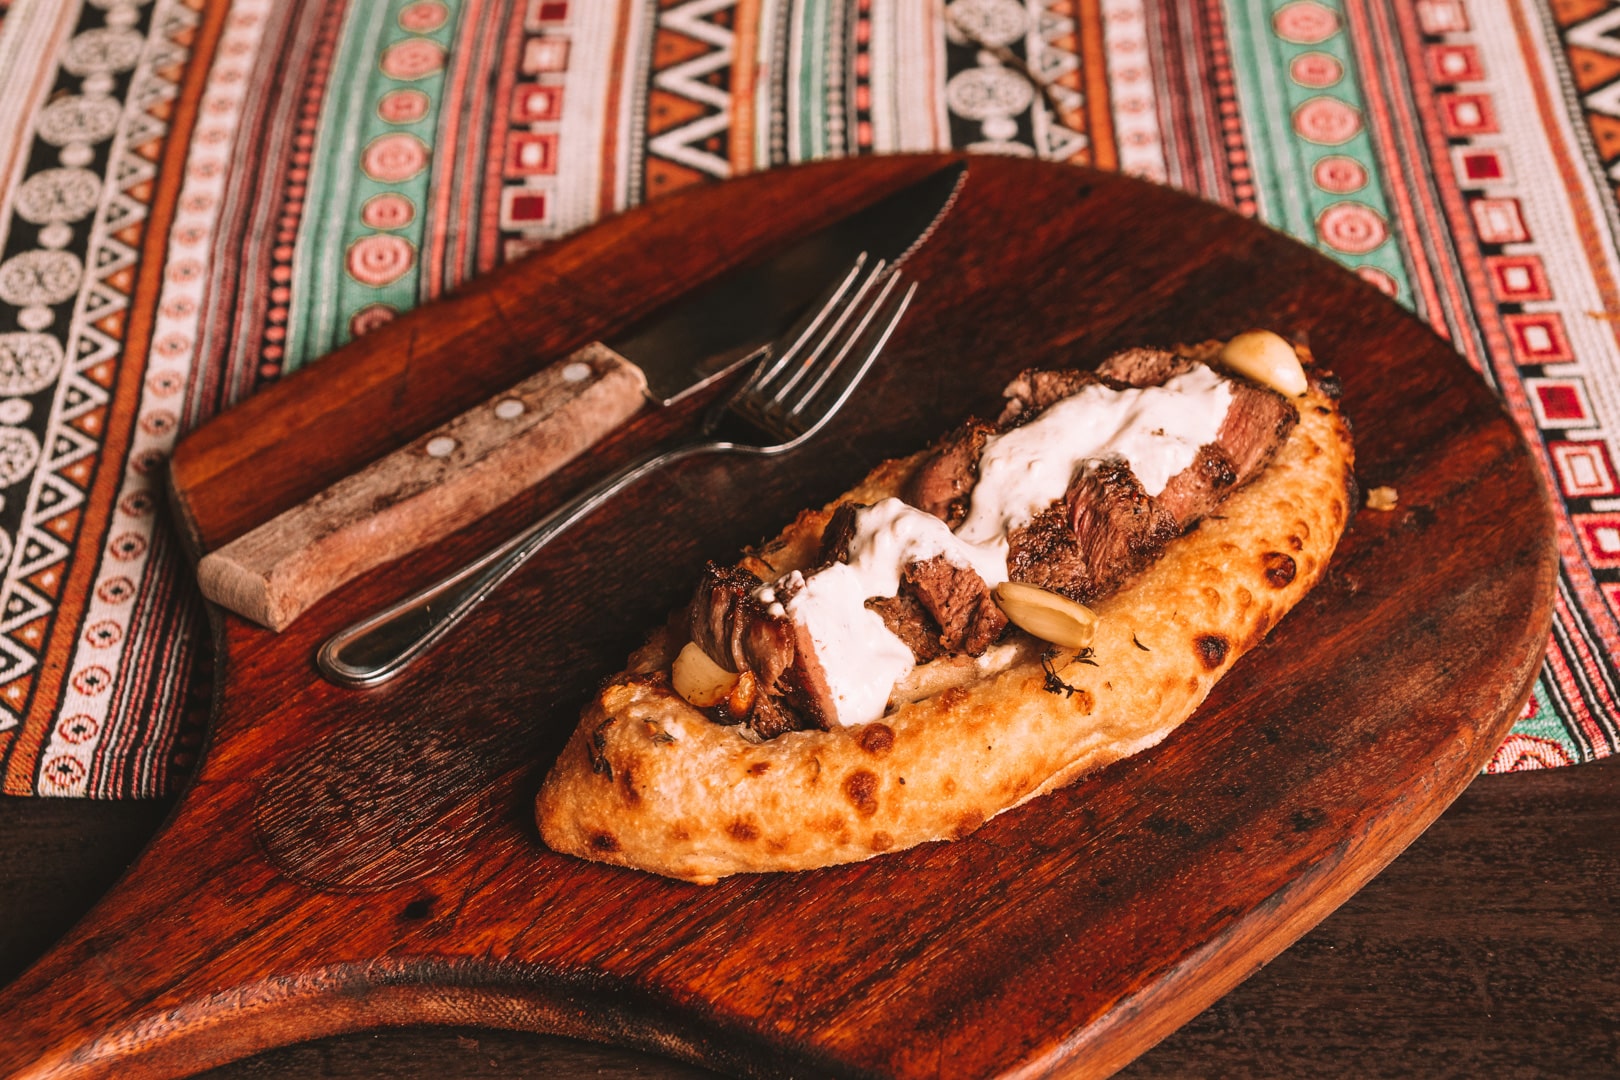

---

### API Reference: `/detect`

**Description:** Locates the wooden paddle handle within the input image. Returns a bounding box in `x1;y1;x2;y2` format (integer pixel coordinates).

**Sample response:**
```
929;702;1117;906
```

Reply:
196;343;647;631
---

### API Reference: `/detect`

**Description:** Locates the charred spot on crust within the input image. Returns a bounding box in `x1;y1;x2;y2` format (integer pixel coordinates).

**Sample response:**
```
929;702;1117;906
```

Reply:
1309;368;1343;400
859;723;896;756
747;761;771;775
1195;633;1229;670
844;769;880;817
869;831;894;852
590;833;619;852
1262;552;1297;588
728;820;760;841
588;717;617;780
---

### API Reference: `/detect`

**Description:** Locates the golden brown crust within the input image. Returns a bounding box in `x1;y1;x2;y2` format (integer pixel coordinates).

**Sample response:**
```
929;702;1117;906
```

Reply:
536;381;1354;883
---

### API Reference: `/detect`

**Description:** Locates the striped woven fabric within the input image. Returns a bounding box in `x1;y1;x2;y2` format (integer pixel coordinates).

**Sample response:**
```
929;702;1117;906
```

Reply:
0;0;1614;797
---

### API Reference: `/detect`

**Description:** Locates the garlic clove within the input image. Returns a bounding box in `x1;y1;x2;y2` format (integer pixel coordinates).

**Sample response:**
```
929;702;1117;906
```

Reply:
1218;329;1309;397
993;582;1098;649
672;641;740;708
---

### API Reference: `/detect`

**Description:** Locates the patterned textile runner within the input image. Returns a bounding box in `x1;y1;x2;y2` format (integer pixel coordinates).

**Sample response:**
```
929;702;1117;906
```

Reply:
0;0;1614;797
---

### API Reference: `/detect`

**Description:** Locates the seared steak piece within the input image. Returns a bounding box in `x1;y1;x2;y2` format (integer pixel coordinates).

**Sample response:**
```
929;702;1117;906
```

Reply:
1156;445;1239;523
997;349;1192;425
688;563;829;735
998;369;1099;425
904;419;997;526
902;555;1007;655
744;693;800;740
690;563;795;689
1008;458;1180;602
1094;347;1195;387
1006;367;1298;601
778;613;836;731
819;502;861;564
867;592;945;663
1213;378;1297;480
1157;379;1297;522
823;503;1005;660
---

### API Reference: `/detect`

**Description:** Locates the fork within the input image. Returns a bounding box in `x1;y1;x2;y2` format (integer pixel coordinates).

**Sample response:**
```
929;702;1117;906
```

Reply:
316;254;917;687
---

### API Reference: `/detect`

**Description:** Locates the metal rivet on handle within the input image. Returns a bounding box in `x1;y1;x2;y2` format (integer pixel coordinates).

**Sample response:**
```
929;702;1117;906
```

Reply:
562;362;591;382
425;436;457;458
494;399;525;420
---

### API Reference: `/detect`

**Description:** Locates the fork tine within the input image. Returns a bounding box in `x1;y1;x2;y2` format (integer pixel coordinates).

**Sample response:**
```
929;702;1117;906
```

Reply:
780;277;916;444
743;253;870;395
759;257;891;405
786;269;905;414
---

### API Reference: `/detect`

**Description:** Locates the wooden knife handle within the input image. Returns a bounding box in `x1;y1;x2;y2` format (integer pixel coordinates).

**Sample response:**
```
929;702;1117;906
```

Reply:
196;343;647;631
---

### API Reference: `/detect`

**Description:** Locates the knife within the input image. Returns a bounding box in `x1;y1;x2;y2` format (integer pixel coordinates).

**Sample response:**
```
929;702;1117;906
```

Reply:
197;161;967;631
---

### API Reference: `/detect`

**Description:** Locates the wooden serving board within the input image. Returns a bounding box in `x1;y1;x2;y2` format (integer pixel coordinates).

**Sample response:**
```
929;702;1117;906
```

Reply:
0;156;1556;1079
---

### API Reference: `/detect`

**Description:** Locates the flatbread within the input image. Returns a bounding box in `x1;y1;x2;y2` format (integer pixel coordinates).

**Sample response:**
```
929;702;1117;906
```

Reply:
536;374;1354;883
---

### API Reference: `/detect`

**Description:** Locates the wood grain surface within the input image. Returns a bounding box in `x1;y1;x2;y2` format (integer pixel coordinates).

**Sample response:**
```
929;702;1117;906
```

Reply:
7;756;1617;1077
0;155;1559;1079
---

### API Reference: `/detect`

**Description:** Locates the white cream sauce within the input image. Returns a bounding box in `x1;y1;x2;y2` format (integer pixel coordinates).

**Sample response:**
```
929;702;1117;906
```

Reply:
766;363;1235;727
781;498;1009;725
957;365;1234;542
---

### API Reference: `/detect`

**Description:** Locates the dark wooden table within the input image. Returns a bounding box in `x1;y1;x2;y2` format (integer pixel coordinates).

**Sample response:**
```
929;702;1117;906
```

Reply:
4;754;1616;1078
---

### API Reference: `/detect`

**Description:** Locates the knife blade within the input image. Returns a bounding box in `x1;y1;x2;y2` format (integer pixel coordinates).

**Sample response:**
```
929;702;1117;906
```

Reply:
614;159;965;405
197;160;967;631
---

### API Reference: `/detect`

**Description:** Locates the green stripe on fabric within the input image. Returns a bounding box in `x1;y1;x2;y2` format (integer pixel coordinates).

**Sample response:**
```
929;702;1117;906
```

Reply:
795;0;828;159
1222;0;1410;306
284;0;459;373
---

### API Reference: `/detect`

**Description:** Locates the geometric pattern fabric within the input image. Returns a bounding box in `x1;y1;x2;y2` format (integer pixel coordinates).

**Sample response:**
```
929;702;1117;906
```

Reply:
0;0;1616;795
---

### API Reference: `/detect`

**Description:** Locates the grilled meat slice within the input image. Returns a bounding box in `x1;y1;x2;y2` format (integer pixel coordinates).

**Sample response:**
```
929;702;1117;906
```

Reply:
904;419;997;526
998;369;1100;425
1156;445;1239;524
819;502;861;564
997;348;1192;425
901;555;1007;655
1094;346;1196;387
688;563;828;735
1006;364;1298;600
1214;378;1298;481
1007;458;1180;602
1157;379;1297;522
690;563;794;689
744;693;801;740
824;503;1004;661
867;592;945;663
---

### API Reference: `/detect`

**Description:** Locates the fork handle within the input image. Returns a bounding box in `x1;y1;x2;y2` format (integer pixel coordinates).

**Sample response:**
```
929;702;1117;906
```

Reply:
316;437;712;687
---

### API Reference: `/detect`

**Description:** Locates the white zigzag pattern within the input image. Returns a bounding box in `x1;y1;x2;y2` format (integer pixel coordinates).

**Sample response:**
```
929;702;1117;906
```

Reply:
1566;7;1620;57
647;0;735;180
